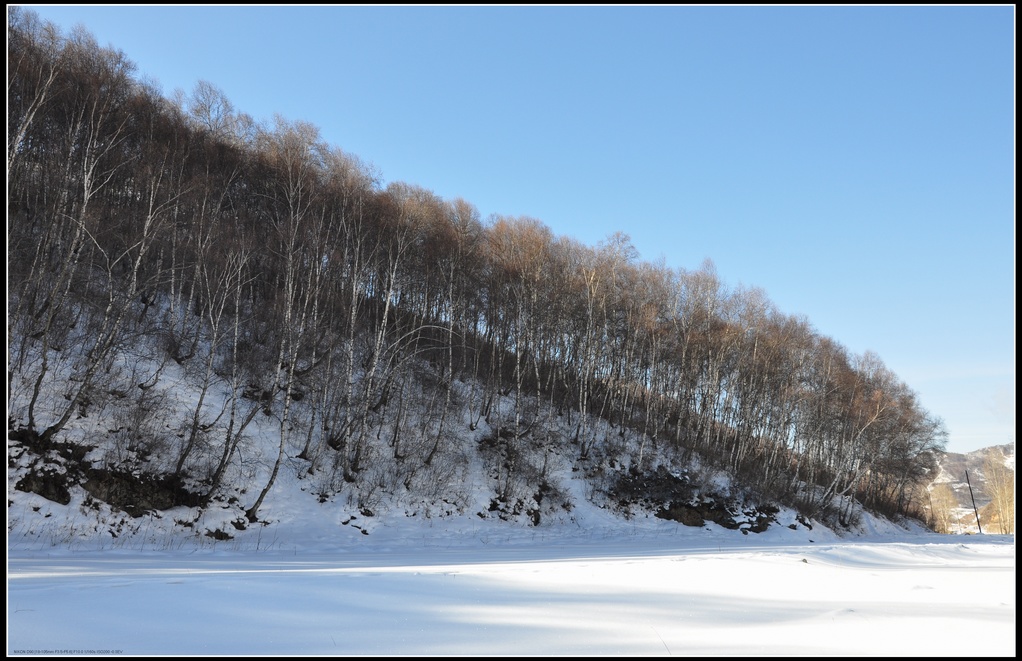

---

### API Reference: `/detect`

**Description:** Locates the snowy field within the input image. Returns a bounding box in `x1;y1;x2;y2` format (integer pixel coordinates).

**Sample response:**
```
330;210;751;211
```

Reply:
8;516;1015;656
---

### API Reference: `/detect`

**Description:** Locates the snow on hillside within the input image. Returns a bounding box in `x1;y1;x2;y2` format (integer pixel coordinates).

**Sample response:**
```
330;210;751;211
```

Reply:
8;315;1016;656
8;331;929;553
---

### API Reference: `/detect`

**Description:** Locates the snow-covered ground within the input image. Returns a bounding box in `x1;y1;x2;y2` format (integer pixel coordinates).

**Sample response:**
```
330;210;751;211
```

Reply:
8;484;1015;656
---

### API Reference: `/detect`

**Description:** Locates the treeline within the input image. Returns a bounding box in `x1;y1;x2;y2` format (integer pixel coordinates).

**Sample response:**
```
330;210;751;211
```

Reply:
7;8;946;524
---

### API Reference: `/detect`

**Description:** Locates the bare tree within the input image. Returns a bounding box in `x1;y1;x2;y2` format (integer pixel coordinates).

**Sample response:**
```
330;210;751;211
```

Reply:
928;482;960;534
15;28;141;444
983;451;1015;534
7;7;64;174
245;116;326;522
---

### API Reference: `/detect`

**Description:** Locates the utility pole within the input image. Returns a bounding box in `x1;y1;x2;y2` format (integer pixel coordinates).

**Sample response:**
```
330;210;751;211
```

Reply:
965;469;983;534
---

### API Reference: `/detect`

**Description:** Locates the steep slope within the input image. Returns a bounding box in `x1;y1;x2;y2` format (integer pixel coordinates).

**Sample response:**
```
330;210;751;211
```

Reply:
8;339;928;551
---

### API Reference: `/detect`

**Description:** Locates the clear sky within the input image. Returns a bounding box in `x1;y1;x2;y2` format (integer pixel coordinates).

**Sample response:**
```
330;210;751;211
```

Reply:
17;5;1015;454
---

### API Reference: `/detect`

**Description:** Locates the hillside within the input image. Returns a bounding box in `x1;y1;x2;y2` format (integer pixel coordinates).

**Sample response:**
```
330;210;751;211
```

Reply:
8;329;1003;548
8;8;950;545
4;342;830;550
8;352;927;552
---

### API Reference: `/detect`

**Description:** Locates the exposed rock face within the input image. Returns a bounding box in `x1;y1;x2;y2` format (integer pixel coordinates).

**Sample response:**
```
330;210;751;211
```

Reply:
655;500;779;533
10;426;205;518
81;469;205;517
607;465;782;533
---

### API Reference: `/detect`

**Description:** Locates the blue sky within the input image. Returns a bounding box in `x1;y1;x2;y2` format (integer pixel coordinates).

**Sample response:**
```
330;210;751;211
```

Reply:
18;5;1014;454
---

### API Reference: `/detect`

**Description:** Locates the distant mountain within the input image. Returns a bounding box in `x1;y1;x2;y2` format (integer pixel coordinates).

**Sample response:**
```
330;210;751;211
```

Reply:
926;443;1015;534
